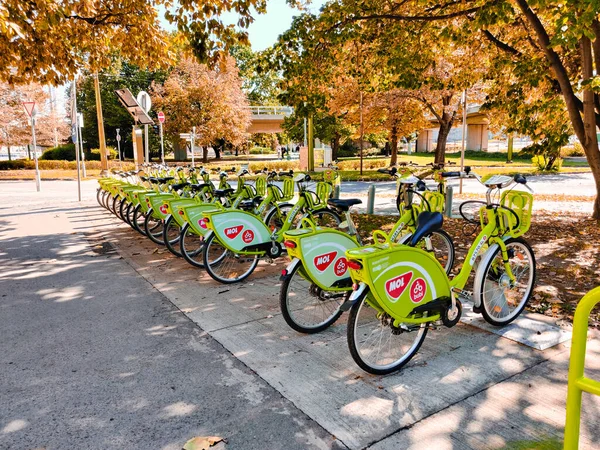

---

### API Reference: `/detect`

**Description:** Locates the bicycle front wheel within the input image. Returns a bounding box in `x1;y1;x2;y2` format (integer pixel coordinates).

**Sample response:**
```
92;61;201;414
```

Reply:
477;237;536;326
203;233;259;284
347;292;428;375
304;209;341;228
280;262;346;333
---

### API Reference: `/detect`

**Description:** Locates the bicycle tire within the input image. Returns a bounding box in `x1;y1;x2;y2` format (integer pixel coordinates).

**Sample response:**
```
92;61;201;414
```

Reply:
180;224;206;268
163;215;183;257
280;261;346;333
203;233;259;284
347;290;428;375
144;210;165;245
132;204;147;235
396;189;431;214
477;237;536;326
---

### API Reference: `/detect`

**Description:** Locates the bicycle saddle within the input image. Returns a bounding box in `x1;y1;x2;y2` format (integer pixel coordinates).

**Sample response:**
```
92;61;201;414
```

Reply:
213;188;235;197
327;198;362;212
170;182;190;191
409;211;443;247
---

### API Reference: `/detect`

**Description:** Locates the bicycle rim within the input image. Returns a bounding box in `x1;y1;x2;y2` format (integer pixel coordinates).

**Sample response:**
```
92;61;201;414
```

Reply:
280;263;345;333
348;295;428;375
480;238;535;325
180;225;205;267
204;234;259;284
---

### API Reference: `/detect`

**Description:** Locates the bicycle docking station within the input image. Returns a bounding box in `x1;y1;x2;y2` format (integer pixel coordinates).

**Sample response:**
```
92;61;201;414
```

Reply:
114;88;154;169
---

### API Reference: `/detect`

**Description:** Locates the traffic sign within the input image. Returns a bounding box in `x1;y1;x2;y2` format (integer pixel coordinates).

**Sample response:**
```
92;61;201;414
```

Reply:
22;102;36;117
157;111;165;123
136;91;151;113
180;133;191;140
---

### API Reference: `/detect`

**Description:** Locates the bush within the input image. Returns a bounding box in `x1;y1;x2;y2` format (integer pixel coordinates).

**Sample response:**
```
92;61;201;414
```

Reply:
0;159;134;171
90;147;118;160
561;142;586;157
249;146;276;155
337;158;390;171
248;161;299;172
532;154;562;172
40;144;77;160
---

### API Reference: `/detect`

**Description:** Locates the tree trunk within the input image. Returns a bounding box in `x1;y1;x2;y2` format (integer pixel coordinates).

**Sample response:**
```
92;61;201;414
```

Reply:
390;124;398;166
214;146;221;160
27;144;31;160
517;0;600;218
331;134;340;160
581;36;600;219
434;119;453;164
7;145;11;162
202;146;208;163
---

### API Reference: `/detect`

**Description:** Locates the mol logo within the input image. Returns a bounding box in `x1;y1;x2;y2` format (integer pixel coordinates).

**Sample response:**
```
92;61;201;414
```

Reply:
224;225;243;239
385;271;413;300
159;204;168;214
314;251;337;272
198;218;208;229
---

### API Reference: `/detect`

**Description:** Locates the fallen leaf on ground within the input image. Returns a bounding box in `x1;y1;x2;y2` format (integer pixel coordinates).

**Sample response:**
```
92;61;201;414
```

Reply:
183;435;226;450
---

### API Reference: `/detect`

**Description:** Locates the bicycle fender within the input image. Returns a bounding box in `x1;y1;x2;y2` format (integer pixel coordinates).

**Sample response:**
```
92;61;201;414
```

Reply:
280;258;301;281
472;242;503;308
340;282;368;312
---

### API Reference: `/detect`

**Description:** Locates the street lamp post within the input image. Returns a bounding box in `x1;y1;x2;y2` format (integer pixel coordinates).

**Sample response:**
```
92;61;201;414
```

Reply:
116;128;121;162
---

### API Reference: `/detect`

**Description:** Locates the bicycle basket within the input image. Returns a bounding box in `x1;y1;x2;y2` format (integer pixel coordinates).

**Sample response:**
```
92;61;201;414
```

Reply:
255;176;267;197
315;181;333;207
423;191;445;213
500;190;533;237
281;177;295;202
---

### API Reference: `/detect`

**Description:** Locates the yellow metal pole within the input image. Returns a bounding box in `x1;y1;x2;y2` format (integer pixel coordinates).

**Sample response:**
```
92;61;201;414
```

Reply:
93;73;108;173
308;115;314;172
564;286;600;449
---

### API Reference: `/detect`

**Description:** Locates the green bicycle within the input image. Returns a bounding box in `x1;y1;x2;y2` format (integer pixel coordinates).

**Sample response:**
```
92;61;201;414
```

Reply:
342;171;536;374
201;172;342;284
279;170;455;334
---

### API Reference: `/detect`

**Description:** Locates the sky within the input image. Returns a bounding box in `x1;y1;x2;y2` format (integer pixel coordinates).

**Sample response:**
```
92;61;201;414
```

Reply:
224;0;327;51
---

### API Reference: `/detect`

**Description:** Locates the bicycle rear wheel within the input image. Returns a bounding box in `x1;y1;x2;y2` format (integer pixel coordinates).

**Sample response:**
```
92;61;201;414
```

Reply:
399;229;455;274
163;215;183;257
144;211;165;245
132;204;147;235
304;209;341;228
347;291;428;375
180;224;205;268
477;237;536;326
280;262;346;333
203;233;259;284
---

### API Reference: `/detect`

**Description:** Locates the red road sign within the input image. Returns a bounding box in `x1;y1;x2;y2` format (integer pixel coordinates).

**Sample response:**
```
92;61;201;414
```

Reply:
157;111;165;123
22;102;36;117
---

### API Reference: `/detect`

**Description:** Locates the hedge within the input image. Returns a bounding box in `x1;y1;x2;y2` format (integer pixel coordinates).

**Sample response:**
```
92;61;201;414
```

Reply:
0;160;134;171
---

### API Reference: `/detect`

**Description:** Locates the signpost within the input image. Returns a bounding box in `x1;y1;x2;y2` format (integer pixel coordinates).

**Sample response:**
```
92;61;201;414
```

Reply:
157;111;165;164
459;90;467;194
179;128;196;166
77;112;86;178
22;102;41;192
71;79;81;201
137;91;151;163
116;128;121;162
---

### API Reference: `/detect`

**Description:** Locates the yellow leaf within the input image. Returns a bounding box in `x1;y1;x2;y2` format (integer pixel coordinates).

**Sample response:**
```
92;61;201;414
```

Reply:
183;436;225;450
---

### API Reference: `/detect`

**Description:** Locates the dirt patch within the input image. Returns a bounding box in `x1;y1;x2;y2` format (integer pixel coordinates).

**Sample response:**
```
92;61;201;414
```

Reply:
353;212;600;327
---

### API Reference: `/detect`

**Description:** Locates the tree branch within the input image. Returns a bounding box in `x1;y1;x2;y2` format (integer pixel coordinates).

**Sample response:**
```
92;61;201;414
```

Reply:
480;29;522;56
348;6;484;23
515;0;586;143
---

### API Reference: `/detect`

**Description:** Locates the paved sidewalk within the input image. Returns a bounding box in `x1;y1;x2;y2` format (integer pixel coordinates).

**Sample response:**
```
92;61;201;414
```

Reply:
0;186;340;449
81;186;599;449
2;180;600;450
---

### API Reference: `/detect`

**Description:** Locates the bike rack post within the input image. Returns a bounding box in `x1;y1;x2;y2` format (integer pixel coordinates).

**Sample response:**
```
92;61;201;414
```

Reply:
367;185;376;214
564;286;600;449
444;186;453;218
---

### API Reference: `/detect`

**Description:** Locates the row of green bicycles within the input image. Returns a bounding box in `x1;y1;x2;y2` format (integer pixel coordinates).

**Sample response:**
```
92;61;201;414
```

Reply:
97;162;536;375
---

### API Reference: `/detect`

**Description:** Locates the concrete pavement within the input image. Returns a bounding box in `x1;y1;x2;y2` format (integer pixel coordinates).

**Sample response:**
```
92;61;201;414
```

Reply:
1;179;600;450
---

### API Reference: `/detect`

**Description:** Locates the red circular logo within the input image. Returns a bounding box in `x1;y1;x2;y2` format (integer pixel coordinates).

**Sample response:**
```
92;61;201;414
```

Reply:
409;278;427;303
333;257;348;277
198;218;208;229
242;229;254;243
159;205;168;214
